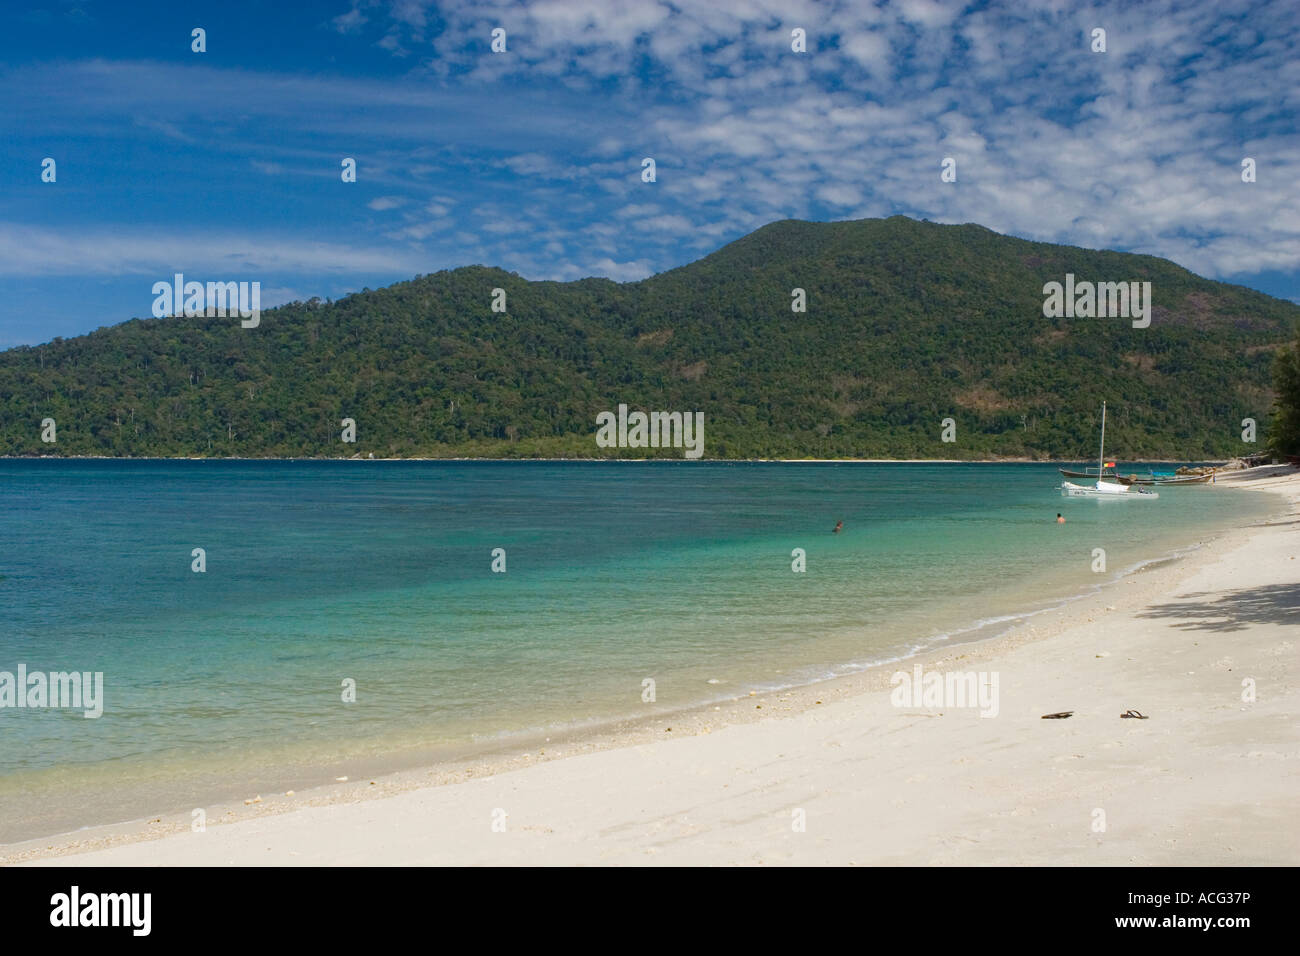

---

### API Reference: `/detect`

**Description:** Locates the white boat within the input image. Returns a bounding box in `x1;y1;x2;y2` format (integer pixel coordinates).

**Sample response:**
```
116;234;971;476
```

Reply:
1061;480;1158;499
1059;402;1159;499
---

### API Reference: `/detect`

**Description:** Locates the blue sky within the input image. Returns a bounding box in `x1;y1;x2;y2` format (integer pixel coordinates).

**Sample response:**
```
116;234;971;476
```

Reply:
2;0;1298;347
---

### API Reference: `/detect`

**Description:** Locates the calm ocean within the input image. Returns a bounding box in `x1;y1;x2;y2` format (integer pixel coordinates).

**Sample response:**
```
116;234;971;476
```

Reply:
0;459;1277;842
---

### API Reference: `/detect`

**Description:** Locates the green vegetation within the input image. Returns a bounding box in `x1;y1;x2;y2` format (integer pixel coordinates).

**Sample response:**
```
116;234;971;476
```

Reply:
1;216;1294;460
1267;323;1300;457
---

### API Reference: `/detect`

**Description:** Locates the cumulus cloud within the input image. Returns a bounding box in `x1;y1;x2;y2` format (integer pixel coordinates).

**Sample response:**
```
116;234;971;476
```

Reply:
313;0;1299;284
7;0;1299;295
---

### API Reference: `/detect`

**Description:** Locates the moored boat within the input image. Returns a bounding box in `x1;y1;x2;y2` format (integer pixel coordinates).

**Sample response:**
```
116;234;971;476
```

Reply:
1121;468;1216;485
1061;466;1216;486
1059;403;1161;499
1059;467;1133;484
1061;480;1159;498
1143;471;1214;485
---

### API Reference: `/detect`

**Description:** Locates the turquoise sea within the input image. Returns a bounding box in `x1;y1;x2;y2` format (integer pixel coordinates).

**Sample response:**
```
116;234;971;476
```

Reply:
0;460;1278;842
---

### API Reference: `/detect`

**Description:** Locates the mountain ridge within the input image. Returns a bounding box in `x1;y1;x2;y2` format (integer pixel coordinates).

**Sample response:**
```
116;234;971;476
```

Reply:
2;216;1294;460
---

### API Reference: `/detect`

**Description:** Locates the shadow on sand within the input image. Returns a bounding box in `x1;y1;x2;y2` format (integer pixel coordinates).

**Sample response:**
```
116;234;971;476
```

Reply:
1138;583;1300;633
1219;464;1298;483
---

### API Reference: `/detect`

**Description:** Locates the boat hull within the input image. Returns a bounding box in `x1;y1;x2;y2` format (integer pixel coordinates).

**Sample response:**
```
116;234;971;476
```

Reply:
1060;481;1159;499
1060;468;1215;486
1149;472;1214;485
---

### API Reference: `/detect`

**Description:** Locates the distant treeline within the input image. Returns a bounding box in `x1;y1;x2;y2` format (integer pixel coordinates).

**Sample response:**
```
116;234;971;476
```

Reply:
2;216;1295;460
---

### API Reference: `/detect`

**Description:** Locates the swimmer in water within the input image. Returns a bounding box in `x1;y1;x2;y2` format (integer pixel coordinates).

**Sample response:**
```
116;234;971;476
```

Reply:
832;520;843;534
1056;513;1066;523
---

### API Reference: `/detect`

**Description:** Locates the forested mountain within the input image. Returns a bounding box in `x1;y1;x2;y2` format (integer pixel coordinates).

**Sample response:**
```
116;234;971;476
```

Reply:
2;216;1294;460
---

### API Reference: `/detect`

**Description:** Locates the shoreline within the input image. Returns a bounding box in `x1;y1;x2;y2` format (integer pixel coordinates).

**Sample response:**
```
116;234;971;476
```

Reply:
2;455;1244;464
4;464;1294;865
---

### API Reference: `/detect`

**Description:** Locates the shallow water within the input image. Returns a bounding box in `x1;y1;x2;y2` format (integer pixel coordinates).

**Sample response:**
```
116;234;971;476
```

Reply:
0;459;1276;842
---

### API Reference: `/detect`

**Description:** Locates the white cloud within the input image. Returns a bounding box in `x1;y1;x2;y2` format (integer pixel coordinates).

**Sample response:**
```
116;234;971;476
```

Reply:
561;257;655;282
0;224;430;277
330;7;368;33
7;0;1300;298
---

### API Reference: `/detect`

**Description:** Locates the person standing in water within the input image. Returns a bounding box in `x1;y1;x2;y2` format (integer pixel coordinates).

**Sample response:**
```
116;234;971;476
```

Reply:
832;520;843;534
1056;513;1066;524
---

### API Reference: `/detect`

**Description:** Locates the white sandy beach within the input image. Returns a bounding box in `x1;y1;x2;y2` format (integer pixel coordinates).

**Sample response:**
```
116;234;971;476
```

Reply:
8;466;1297;866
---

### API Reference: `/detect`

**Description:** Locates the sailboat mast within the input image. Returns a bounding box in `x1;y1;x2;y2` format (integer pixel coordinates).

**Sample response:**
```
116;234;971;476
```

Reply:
1099;401;1107;476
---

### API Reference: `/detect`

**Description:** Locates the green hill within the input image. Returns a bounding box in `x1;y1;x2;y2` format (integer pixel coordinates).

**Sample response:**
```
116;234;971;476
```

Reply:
1;216;1293;460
